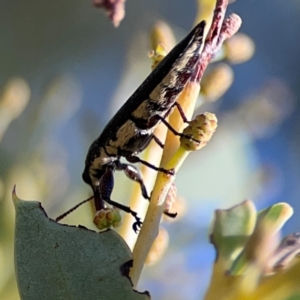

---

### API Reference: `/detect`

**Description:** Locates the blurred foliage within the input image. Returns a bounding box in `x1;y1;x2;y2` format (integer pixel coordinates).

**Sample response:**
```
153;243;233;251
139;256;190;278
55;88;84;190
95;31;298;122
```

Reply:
205;200;300;300
0;76;86;300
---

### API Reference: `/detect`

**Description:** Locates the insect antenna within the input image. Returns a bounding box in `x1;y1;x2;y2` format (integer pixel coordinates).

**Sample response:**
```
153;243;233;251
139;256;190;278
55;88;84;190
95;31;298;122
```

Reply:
55;195;94;222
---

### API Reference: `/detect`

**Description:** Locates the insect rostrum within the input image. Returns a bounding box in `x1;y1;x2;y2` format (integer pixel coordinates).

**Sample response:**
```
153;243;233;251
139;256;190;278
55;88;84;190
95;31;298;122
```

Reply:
82;20;206;232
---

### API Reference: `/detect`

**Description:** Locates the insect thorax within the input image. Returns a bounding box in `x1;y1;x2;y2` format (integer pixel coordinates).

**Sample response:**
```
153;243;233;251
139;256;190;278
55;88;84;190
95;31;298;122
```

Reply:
82;143;114;184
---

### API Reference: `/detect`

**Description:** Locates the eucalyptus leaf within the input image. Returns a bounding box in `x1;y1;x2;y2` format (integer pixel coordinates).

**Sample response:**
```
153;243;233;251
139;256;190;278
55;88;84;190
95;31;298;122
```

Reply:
210;200;256;262
230;202;293;275
14;194;149;300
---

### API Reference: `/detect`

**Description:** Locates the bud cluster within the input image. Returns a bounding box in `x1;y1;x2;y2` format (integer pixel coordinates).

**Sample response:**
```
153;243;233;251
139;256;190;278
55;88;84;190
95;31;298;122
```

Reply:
180;112;218;151
94;207;122;230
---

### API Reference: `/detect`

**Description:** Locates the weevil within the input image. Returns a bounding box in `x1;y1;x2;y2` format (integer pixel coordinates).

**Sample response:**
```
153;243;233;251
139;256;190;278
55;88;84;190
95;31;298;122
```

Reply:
56;21;206;231
80;21;206;232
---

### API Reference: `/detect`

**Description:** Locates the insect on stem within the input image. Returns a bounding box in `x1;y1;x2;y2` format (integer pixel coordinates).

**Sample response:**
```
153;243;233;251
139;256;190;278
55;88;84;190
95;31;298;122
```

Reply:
59;20;208;231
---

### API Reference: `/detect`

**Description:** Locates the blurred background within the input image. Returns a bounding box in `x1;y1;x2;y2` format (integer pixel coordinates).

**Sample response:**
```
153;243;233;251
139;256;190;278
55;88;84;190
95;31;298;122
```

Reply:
1;0;300;299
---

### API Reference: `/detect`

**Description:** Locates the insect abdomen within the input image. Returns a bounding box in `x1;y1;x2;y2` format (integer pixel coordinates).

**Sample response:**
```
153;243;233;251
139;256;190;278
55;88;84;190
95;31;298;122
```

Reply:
96;21;206;145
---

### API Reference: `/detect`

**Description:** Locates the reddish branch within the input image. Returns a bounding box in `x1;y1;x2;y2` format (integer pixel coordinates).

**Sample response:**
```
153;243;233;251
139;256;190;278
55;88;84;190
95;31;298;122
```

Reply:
93;0;125;27
192;0;242;83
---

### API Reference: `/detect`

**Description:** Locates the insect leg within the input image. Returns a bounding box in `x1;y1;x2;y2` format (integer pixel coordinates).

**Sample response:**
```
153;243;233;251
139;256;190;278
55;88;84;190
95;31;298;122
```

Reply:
94;167;114;211
173;102;189;123
98;167;142;232
126;155;175;175
116;160;177;220
115;160;150;199
103;197;142;233
164;211;178;218
152;135;164;149
154;114;200;143
117;161;177;220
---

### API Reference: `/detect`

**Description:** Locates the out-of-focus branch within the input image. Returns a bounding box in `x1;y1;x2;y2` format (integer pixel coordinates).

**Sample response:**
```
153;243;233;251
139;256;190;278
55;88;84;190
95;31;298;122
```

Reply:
93;0;125;27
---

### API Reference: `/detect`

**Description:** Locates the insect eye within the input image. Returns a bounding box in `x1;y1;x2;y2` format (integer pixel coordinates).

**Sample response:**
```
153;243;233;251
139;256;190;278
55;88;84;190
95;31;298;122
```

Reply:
82;169;92;185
